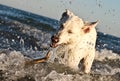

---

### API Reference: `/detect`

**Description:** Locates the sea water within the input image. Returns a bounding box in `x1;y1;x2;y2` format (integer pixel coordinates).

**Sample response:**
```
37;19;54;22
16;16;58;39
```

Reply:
0;4;120;81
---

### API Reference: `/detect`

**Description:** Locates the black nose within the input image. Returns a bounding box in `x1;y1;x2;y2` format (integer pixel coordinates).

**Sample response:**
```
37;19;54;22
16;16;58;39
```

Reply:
51;35;59;43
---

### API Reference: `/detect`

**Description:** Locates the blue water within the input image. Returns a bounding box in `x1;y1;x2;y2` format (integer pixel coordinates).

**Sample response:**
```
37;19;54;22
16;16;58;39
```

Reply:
0;4;120;54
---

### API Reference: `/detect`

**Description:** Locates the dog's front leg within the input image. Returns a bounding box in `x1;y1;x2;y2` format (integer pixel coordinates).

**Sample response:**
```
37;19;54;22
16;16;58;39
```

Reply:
67;53;82;71
83;50;95;73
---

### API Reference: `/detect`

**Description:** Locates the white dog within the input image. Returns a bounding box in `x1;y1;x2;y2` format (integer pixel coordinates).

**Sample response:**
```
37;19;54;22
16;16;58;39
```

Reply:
50;10;98;73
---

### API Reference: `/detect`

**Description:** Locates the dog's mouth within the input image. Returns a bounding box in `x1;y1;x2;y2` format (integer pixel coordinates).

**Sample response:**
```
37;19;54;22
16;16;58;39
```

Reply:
50;42;68;48
50;35;69;48
50;43;59;48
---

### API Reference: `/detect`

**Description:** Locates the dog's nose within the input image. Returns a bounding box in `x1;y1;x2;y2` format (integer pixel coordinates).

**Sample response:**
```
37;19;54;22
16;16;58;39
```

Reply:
51;35;59;43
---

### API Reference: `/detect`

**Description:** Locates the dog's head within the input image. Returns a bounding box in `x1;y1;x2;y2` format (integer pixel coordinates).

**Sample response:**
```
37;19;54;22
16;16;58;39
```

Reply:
50;10;98;48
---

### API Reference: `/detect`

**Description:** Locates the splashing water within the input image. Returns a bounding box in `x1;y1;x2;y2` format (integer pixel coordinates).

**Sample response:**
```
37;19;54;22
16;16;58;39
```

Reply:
0;49;120;81
0;4;120;81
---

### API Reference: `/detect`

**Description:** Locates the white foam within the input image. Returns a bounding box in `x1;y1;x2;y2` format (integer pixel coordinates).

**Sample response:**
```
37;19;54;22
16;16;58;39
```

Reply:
0;48;119;81
95;49;120;61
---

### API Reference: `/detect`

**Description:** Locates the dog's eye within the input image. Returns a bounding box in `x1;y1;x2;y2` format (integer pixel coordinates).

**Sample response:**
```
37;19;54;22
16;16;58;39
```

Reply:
68;30;73;34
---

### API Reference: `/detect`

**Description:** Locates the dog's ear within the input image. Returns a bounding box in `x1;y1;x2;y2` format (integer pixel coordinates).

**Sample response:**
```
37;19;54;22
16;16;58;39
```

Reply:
60;9;74;24
66;9;74;17
82;21;98;33
62;9;74;17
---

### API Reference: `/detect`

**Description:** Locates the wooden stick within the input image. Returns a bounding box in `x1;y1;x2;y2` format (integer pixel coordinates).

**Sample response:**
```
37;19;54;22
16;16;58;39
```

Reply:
25;50;50;65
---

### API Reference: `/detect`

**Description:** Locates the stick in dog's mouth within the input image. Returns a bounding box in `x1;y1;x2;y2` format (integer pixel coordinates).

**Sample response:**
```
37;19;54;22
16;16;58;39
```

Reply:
50;43;59;48
25;50;51;65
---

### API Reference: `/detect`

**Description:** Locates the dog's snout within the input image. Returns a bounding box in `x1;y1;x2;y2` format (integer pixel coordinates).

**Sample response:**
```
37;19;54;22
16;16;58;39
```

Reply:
51;35;59;43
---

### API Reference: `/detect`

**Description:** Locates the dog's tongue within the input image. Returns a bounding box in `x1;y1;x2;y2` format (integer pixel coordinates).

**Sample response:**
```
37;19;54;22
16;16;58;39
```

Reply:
50;43;58;48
